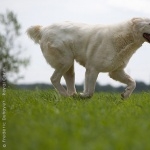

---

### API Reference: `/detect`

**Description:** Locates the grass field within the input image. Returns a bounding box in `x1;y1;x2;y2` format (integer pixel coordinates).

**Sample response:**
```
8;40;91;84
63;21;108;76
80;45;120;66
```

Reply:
1;89;150;150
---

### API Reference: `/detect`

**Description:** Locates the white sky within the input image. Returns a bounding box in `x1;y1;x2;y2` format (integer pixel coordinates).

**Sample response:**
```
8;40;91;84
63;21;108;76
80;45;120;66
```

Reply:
1;0;150;86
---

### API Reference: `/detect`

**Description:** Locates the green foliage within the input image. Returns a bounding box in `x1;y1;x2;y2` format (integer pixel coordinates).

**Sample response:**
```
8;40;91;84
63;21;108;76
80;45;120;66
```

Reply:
0;89;150;150
0;10;29;84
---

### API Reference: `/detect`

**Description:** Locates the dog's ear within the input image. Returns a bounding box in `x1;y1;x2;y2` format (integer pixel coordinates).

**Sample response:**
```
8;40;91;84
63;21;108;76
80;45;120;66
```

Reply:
131;18;143;24
131;18;145;34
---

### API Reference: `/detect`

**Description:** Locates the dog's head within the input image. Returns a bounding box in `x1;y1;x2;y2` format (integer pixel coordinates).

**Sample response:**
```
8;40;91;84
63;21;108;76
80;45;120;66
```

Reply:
132;18;150;43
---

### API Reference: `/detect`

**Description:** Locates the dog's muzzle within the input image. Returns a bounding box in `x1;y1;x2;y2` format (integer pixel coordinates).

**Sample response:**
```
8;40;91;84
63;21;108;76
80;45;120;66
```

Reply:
143;33;150;43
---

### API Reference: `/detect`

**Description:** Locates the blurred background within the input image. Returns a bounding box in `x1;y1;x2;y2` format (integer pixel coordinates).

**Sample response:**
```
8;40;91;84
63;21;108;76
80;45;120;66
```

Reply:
1;0;150;88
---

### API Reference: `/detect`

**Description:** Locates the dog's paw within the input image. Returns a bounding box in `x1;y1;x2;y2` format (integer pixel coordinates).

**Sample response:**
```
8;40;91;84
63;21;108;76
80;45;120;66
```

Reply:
70;93;79;98
121;91;130;100
79;93;92;99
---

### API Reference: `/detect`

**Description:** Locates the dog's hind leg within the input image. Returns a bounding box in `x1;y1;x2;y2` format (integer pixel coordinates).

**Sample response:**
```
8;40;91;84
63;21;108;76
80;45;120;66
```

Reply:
63;63;77;96
51;69;68;96
47;43;75;96
109;70;136;99
51;63;73;96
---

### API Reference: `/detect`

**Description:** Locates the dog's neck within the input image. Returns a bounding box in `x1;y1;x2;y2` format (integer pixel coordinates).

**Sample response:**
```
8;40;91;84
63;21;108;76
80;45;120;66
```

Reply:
112;31;135;52
111;27;143;70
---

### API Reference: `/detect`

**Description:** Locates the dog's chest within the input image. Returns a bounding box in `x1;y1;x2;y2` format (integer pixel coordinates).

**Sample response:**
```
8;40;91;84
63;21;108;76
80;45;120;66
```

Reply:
110;32;140;70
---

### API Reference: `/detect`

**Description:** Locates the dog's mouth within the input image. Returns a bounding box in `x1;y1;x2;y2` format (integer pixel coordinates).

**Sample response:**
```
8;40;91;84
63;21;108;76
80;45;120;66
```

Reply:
143;33;150;43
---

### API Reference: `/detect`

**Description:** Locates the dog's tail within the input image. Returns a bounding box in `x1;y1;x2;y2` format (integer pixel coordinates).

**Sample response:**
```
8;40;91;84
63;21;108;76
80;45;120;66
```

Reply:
26;25;43;44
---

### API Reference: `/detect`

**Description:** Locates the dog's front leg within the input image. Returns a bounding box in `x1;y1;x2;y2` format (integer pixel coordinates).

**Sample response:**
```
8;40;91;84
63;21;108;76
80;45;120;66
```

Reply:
80;68;99;98
109;70;136;99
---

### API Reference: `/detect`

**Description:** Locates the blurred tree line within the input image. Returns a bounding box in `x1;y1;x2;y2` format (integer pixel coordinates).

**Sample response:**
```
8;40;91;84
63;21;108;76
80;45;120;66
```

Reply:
0;10;29;86
15;81;150;93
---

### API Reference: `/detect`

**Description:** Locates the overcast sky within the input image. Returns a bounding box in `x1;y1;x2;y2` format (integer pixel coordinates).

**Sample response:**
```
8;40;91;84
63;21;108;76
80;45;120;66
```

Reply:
1;0;150;86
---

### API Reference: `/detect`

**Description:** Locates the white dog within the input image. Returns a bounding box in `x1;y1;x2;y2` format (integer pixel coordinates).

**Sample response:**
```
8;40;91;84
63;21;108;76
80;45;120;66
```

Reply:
27;18;150;99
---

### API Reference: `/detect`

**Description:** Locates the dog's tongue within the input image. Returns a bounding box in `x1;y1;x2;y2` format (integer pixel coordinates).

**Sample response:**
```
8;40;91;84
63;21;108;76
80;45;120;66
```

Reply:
143;33;150;42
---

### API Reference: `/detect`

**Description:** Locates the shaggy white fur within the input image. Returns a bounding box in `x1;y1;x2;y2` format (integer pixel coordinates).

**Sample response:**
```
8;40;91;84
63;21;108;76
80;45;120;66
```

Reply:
27;18;150;99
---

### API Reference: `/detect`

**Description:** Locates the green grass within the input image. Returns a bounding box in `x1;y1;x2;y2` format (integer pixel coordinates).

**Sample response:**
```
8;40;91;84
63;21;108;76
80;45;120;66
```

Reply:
0;89;150;150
